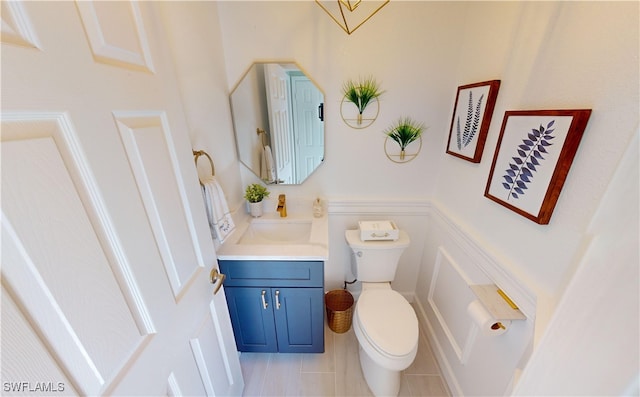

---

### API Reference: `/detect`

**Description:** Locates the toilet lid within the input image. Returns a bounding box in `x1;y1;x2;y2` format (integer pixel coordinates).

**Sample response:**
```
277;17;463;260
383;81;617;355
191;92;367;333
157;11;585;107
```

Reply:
356;289;418;357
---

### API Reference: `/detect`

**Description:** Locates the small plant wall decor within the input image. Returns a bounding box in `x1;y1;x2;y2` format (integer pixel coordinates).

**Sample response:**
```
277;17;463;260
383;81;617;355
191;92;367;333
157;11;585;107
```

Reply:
484;109;592;224
383;117;425;163
340;76;384;129
446;80;501;163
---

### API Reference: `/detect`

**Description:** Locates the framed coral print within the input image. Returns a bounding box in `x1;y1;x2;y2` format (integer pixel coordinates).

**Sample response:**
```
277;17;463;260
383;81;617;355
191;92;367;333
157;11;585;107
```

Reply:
484;109;592;224
446;80;501;163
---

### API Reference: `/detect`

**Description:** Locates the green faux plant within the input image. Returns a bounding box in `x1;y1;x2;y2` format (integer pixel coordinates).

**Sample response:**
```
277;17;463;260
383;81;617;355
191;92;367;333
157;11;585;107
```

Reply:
385;117;425;159
342;76;384;123
244;183;270;203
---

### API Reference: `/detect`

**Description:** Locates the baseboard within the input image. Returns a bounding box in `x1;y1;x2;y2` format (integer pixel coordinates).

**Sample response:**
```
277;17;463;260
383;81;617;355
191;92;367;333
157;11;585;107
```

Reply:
414;298;464;396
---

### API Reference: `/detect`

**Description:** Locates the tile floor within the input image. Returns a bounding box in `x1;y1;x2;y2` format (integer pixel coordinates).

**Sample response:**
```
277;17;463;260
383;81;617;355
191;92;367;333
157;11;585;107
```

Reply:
238;305;450;397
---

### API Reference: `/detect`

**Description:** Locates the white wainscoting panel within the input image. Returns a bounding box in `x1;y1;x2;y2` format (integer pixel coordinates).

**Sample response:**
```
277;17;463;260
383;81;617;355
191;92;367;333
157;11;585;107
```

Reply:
430;205;536;318
427;247;476;363
75;0;154;72
415;202;536;396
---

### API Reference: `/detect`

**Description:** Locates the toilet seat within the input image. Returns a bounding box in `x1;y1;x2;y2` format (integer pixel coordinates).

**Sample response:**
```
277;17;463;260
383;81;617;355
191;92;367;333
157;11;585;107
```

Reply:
355;289;418;359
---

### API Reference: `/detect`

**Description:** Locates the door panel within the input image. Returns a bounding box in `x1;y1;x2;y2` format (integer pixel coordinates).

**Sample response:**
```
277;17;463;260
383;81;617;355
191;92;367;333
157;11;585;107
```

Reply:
1;2;242;395
291;76;324;183
264;63;294;184
1;288;78;396
165;350;207;397
114;111;203;299
190;300;244;395
1;114;152;394
75;1;154;72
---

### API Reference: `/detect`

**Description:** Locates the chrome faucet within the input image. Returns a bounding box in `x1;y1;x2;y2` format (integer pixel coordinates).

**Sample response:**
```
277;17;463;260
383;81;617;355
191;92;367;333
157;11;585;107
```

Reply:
276;194;287;217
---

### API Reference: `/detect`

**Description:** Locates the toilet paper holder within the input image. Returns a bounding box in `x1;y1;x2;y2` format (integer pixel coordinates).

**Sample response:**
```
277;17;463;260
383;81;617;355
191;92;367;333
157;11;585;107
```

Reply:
469;284;527;321
460;284;527;364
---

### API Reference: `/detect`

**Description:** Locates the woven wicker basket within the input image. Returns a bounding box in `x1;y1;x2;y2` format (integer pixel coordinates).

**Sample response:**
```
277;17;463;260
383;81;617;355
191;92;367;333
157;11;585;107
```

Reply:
325;289;354;333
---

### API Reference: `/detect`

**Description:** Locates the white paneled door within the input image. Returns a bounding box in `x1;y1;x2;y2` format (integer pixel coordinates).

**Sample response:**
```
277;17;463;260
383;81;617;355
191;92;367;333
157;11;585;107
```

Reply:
290;76;324;184
264;63;294;184
1;2;243;396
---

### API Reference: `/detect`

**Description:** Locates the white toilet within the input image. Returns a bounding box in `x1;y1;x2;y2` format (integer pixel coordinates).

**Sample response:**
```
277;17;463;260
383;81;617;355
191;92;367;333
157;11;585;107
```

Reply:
345;229;419;397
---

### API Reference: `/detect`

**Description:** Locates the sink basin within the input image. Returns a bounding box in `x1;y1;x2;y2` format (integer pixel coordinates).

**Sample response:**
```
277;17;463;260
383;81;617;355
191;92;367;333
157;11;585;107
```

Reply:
216;210;329;260
238;219;312;245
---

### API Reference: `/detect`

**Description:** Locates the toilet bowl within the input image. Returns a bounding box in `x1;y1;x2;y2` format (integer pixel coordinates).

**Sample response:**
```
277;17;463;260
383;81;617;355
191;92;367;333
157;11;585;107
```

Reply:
353;283;419;396
345;228;418;396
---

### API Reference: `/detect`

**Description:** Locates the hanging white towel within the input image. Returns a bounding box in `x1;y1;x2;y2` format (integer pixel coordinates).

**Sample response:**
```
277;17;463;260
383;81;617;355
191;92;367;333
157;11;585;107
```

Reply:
260;147;269;181
261;145;276;183
201;176;235;244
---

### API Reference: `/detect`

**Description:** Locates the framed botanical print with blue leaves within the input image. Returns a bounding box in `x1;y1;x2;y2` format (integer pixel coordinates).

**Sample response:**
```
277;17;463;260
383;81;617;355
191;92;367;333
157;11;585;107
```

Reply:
446;80;501;163
484;109;592;224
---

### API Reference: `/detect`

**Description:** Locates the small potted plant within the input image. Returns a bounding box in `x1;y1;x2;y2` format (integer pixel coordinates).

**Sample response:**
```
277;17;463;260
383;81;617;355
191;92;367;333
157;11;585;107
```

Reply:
342;76;384;125
244;183;270;217
384;117;425;160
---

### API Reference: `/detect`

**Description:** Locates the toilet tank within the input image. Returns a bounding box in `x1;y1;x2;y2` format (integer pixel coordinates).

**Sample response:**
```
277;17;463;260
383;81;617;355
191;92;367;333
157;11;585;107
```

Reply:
345;229;410;282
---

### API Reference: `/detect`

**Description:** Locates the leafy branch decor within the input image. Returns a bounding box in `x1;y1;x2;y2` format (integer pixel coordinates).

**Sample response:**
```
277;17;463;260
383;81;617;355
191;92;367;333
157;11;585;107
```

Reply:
457;91;484;150
383;117;425;163
484;109;592;224
341;76;384;129
501;120;556;200
446;80;501;163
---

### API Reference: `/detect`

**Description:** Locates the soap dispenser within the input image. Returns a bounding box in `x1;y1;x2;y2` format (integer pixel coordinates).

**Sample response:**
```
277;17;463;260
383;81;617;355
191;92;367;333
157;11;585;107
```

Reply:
313;198;323;218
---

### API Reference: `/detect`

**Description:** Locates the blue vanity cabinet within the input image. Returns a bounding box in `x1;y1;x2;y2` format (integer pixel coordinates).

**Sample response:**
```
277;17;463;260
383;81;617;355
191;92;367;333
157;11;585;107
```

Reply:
219;260;324;353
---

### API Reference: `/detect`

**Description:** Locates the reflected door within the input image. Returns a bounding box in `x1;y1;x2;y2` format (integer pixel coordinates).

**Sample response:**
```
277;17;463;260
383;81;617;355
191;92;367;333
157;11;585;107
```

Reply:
264;63;294;184
291;75;324;183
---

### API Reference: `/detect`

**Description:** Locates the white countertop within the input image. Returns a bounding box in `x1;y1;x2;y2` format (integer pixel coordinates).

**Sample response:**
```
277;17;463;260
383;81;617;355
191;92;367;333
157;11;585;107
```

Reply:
216;211;329;261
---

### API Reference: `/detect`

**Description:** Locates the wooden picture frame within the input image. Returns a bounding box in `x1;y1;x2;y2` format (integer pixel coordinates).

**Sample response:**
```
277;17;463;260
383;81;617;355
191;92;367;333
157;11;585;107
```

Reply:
484;109;592;224
446;80;501;163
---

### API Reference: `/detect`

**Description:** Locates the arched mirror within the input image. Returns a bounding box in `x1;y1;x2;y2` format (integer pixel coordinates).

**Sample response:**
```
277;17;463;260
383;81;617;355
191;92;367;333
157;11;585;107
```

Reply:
230;62;325;185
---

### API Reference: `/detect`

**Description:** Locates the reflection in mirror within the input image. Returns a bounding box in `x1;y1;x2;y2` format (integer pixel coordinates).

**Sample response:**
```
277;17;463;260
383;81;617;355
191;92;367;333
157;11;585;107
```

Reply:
230;62;325;185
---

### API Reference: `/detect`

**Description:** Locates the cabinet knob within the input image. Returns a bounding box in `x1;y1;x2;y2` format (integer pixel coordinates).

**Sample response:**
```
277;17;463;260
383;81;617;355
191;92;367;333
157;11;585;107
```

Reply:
261;290;268;309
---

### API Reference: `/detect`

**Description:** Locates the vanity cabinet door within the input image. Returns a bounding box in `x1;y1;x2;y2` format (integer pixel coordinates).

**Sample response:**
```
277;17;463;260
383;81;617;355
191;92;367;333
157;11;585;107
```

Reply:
273;288;324;353
219;260;325;353
224;287;278;352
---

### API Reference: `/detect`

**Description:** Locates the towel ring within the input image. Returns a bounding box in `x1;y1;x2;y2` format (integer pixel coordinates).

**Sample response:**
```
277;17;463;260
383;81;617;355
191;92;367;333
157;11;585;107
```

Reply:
257;128;267;148
193;150;215;185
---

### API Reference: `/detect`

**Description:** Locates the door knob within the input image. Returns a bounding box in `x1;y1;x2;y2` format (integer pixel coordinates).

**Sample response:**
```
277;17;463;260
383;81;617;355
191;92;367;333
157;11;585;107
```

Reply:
209;268;226;295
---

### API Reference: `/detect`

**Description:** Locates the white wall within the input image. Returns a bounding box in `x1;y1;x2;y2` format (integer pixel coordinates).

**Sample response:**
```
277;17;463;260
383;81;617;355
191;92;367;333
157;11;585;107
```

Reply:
413;3;639;393
165;1;638;395
157;2;243;214
214;0;638;324
430;1;639;332
217;1;460;199
513;130;639;396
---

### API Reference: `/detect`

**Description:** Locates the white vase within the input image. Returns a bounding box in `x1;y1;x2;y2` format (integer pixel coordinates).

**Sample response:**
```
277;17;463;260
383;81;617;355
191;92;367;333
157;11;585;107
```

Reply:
248;201;263;217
